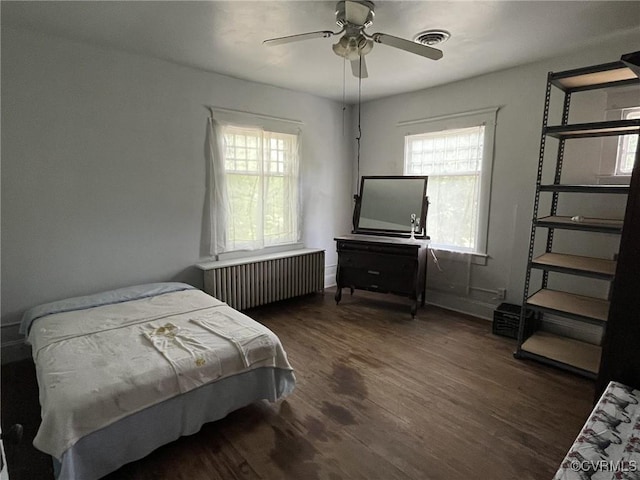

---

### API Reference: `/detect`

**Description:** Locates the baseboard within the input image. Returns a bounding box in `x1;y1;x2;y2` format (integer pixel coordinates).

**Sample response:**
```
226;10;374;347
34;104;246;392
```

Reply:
1;340;30;364
425;289;495;321
324;263;337;288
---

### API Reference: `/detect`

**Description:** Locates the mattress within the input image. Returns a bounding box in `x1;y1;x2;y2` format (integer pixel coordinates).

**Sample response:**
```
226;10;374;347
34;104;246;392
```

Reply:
21;282;295;479
553;381;640;479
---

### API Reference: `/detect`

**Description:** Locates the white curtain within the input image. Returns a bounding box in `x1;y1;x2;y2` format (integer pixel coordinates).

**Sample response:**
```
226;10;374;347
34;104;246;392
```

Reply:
206;117;230;256
425;173;480;251
405;125;484;252
259;129;301;248
206;116;301;256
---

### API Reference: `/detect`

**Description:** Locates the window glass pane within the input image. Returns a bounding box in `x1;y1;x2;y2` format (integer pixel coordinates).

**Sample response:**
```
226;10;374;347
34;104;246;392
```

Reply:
263;176;288;245
406;126;484;176
222;125;298;249
404;125;484;250
616;109;639;175
227;174;260;245
426;175;479;251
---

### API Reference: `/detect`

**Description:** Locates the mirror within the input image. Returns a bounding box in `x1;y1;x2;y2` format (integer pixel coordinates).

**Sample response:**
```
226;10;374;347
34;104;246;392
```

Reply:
353;176;429;237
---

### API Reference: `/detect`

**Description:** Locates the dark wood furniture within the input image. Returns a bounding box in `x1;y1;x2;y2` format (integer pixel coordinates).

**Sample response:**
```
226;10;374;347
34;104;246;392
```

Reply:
334;234;429;317
334;176;430;318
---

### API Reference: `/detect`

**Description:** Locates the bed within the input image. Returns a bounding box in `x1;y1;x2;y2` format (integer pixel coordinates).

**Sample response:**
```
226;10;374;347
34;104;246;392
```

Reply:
19;282;296;480
553;381;640;480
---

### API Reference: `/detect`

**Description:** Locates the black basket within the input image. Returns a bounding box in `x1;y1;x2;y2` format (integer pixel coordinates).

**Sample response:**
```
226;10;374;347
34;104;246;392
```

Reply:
492;303;535;339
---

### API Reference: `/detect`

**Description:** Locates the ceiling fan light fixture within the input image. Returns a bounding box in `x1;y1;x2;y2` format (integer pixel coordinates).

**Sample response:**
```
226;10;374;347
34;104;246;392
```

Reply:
332;36;350;57
359;37;373;56
333;34;373;60
413;30;450;46
264;0;444;79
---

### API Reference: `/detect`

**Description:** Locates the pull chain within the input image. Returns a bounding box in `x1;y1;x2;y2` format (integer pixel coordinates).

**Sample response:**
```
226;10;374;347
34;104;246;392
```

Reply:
356;54;362;195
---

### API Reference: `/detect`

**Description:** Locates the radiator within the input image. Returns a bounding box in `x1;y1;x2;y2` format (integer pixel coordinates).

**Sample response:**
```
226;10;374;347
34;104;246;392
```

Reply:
197;249;325;310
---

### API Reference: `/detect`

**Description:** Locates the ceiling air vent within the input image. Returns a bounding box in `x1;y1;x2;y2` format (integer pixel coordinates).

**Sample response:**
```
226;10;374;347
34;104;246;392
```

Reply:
413;30;450;46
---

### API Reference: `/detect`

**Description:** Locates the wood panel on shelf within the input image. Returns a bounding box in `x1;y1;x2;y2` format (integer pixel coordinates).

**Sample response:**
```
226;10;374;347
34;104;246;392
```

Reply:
531;252;616;279
527;289;610;324
521;331;602;375
550;62;639;92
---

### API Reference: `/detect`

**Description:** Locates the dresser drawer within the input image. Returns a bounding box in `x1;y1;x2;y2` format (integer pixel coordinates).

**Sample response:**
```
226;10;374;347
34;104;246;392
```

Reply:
336;240;419;257
338;251;416;273
339;266;415;294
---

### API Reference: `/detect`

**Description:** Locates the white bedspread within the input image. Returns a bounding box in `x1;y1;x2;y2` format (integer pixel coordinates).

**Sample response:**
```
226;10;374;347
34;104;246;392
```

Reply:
27;289;293;460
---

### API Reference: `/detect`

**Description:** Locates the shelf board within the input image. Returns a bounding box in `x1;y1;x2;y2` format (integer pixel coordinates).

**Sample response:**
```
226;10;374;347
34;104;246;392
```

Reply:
535;215;623;233
550;61;640;92
526;289;610;324
531;253;616;280
622;51;640;78
545;120;640;139
538;184;630;194
520;331;601;375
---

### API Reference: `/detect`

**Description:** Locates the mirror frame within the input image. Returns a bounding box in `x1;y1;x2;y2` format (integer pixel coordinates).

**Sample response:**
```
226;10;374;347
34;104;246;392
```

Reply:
352;175;429;238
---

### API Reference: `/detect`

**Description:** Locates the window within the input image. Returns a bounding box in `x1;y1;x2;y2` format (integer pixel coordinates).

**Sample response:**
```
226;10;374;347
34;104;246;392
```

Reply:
401;108;497;254
615;107;640;175
222;125;299;251
599;90;639;182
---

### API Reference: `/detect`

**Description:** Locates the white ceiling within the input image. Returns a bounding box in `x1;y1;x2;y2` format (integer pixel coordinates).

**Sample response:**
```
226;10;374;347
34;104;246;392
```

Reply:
2;1;639;103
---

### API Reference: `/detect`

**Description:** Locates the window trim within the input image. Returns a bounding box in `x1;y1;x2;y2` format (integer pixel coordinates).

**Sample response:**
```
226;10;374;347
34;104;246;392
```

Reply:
207;107;303;257
614;107;640;176
599;88;639;180
399;107;499;255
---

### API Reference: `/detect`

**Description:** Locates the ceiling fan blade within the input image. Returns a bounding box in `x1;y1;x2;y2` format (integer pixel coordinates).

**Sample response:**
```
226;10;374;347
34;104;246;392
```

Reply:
263;30;336;46
372;33;443;60
345;0;371;26
351;56;369;79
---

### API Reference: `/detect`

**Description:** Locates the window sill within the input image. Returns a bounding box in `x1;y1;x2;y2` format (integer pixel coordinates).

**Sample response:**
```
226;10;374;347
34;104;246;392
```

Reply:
211;243;305;263
596;174;631;185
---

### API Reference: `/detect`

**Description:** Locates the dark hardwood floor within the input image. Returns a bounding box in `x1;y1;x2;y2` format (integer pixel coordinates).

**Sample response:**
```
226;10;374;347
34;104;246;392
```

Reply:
2;289;594;479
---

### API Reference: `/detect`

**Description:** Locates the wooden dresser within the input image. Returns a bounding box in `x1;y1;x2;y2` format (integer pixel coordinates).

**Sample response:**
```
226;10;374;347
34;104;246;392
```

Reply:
334;234;429;317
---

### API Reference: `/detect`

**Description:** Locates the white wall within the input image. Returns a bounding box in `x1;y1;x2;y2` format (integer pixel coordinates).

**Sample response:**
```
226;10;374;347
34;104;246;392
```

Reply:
2;24;638;363
354;31;639;320
0;26;353;359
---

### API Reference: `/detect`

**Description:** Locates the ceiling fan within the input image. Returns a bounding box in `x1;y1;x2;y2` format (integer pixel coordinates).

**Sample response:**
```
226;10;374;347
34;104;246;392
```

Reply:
263;0;443;79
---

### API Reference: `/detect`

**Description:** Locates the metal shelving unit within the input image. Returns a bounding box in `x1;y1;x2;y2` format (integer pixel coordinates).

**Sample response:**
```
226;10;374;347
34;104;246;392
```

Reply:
515;57;640;379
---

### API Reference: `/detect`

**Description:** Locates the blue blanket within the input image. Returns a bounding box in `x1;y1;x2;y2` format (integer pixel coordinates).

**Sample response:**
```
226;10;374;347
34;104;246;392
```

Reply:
20;282;195;335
